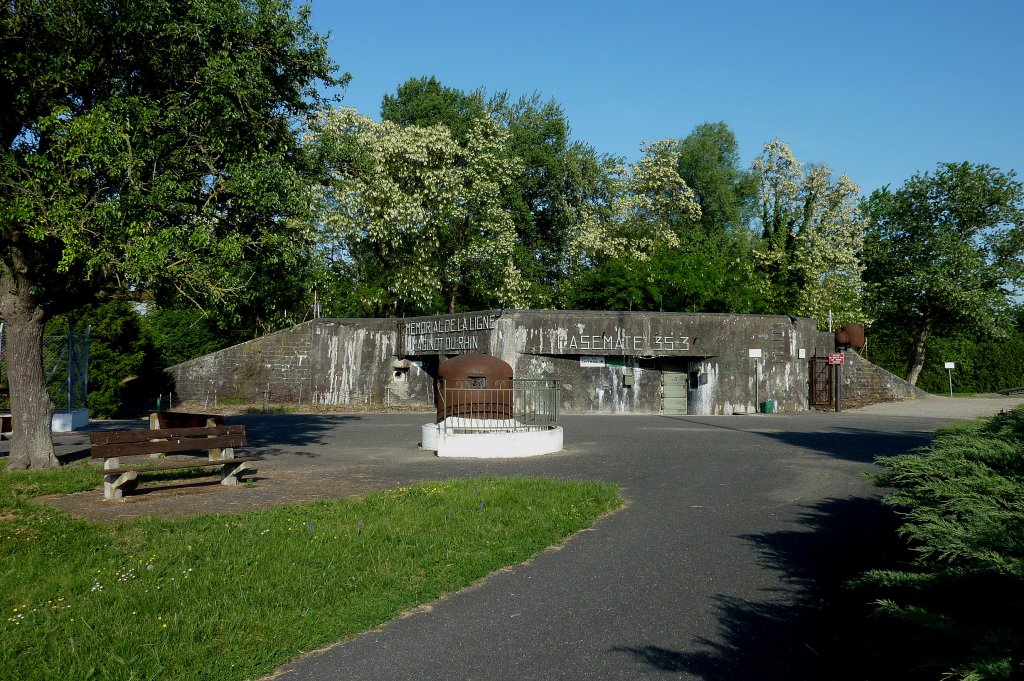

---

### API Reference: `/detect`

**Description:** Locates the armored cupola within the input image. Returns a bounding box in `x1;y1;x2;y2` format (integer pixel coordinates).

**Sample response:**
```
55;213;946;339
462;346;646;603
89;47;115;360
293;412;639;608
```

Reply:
435;353;514;423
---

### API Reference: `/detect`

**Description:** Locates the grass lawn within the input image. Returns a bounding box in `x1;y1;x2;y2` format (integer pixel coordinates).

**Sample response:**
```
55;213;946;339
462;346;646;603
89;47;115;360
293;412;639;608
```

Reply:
1;465;621;681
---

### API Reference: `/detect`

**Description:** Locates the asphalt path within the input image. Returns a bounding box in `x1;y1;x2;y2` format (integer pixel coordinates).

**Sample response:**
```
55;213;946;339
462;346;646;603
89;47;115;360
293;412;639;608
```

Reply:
260;400;1021;681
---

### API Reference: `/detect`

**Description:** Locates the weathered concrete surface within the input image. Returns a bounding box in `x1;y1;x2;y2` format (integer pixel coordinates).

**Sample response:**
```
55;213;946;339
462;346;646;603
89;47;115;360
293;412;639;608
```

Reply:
167;311;920;416
168;319;434;408
499;311;819;415
839;351;929;406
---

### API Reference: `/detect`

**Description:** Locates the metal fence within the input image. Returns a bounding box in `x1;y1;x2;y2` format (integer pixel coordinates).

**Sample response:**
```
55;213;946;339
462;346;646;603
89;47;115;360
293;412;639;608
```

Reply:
0;324;5;412
0;323;90;413
436;378;560;434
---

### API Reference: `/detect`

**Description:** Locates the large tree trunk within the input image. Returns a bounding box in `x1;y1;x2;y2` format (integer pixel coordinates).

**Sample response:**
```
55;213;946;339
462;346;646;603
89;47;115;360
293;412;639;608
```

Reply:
906;323;931;387
1;260;57;470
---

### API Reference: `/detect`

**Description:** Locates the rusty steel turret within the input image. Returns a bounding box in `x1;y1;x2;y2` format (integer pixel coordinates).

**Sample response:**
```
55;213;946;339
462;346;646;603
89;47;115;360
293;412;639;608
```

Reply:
435;353;514;423
835;323;865;349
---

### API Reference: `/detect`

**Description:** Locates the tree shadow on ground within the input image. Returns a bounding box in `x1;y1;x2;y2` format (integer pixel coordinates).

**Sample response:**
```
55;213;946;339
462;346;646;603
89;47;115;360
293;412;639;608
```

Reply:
231;413;364;448
758;426;935;463
659;414;936;464
614;495;912;680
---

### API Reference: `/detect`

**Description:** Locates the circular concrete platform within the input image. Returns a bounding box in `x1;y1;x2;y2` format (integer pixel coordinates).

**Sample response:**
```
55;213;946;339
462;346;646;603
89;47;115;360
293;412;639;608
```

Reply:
421;419;563;457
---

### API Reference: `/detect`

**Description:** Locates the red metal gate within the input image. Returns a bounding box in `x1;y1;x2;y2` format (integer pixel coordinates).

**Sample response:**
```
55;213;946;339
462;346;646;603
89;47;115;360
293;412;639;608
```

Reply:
810;357;833;407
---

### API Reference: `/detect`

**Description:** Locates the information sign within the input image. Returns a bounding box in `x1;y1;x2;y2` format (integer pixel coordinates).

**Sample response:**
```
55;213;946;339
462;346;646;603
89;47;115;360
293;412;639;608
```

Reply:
828;353;845;365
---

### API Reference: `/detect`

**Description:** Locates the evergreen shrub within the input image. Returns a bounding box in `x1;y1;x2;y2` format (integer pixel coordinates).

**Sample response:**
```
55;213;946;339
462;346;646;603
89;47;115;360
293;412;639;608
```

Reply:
853;408;1024;679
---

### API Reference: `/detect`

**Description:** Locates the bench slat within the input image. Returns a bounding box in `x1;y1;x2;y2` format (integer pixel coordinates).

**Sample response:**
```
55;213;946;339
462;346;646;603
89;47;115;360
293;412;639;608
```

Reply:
102;455;263;476
92;433;246;459
90;425;244;446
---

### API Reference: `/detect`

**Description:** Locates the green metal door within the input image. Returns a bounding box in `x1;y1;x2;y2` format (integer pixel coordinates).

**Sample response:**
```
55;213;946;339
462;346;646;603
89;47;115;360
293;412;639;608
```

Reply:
661;361;688;414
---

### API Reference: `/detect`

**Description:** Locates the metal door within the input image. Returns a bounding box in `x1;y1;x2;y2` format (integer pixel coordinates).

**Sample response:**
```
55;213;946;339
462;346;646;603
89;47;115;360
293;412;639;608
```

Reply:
810;357;833;407
662;361;689;414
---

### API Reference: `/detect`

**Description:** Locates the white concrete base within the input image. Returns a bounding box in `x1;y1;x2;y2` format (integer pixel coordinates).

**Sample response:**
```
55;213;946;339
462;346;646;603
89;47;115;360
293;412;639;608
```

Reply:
421;420;563;458
52;408;89;433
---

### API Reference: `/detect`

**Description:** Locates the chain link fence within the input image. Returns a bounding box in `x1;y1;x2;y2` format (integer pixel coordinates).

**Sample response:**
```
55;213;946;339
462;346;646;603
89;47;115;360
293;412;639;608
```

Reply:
0;323;90;413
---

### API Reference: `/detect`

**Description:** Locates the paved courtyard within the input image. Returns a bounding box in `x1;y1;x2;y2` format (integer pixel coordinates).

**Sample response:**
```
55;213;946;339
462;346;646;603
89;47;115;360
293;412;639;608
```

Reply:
24;395;1024;678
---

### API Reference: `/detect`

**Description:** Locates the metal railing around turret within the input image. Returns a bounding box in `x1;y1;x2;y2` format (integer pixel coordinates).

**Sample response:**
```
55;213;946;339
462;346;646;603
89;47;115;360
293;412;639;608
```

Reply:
436;379;560;434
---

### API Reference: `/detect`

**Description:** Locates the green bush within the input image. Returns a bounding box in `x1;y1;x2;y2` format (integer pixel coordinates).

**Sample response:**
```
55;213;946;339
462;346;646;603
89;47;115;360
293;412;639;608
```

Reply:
853;409;1024;679
867;324;1024;394
45;302;150;418
34;304;242;417
139;306;229;369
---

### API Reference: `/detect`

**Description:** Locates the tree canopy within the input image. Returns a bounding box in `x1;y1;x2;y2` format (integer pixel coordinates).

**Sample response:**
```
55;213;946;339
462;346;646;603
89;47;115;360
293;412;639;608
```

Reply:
753;140;867;328
310;107;526;316
863;162;1024;385
11;40;1024;433
0;0;343;468
676;121;757;237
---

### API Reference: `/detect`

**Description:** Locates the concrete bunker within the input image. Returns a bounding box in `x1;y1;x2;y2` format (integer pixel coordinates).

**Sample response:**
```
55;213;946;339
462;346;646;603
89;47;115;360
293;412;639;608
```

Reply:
167;310;925;415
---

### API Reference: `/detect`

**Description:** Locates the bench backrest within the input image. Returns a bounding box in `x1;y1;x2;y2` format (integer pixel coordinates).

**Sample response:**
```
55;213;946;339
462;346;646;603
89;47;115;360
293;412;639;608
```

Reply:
89;425;246;459
149;411;225;429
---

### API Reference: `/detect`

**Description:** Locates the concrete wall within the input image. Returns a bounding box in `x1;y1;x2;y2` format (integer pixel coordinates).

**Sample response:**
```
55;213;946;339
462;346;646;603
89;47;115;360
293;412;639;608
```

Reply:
168;318;431;408
166;310;922;414
839;351;930;406
490;311;819;415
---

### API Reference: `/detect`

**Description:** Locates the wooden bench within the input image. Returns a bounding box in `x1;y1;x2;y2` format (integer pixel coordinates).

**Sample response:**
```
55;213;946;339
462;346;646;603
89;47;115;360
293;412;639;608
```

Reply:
146;412;224;458
89;425;262;500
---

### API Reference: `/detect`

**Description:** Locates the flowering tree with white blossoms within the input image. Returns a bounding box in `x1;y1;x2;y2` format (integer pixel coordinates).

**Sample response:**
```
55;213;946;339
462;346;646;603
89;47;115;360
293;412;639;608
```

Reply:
567;139;701;270
753;139;867;329
310;107;527;316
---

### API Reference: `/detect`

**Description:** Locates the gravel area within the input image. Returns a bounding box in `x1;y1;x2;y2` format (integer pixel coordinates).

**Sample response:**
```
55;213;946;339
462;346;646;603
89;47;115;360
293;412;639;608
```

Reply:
848;393;1024;418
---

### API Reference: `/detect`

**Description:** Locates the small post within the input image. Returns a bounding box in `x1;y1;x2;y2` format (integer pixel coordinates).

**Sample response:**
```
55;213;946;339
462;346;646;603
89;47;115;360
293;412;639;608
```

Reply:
755;359;760;412
748;349;762;413
66;326;73;414
944;362;955;397
828;351;845;413
834;361;841;413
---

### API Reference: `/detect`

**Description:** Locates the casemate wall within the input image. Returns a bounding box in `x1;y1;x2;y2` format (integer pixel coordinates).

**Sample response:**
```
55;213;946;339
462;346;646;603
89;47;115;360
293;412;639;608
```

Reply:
166;310;912;414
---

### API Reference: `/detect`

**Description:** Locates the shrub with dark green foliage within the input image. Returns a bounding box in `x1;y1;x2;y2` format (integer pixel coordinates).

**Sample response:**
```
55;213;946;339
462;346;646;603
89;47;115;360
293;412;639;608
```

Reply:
45;302;151;418
868;320;1024;394
25;303;251;418
140;306;230;369
853;409;1024;679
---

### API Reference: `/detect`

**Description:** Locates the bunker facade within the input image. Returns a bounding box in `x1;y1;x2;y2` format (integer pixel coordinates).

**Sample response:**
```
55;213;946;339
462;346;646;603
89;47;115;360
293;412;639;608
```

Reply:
167;310;924;414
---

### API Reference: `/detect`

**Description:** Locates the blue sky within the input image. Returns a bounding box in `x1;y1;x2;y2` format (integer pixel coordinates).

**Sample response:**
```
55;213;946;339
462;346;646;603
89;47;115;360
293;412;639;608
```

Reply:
309;1;1023;195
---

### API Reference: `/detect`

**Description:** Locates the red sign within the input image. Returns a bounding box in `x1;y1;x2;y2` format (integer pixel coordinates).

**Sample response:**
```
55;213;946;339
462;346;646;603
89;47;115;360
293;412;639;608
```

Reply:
828;353;845;365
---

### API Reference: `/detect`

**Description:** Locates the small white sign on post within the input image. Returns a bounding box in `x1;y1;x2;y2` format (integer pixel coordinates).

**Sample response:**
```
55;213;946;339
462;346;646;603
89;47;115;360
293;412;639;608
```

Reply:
944;361;955;397
748;348;762;358
944;362;955;369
